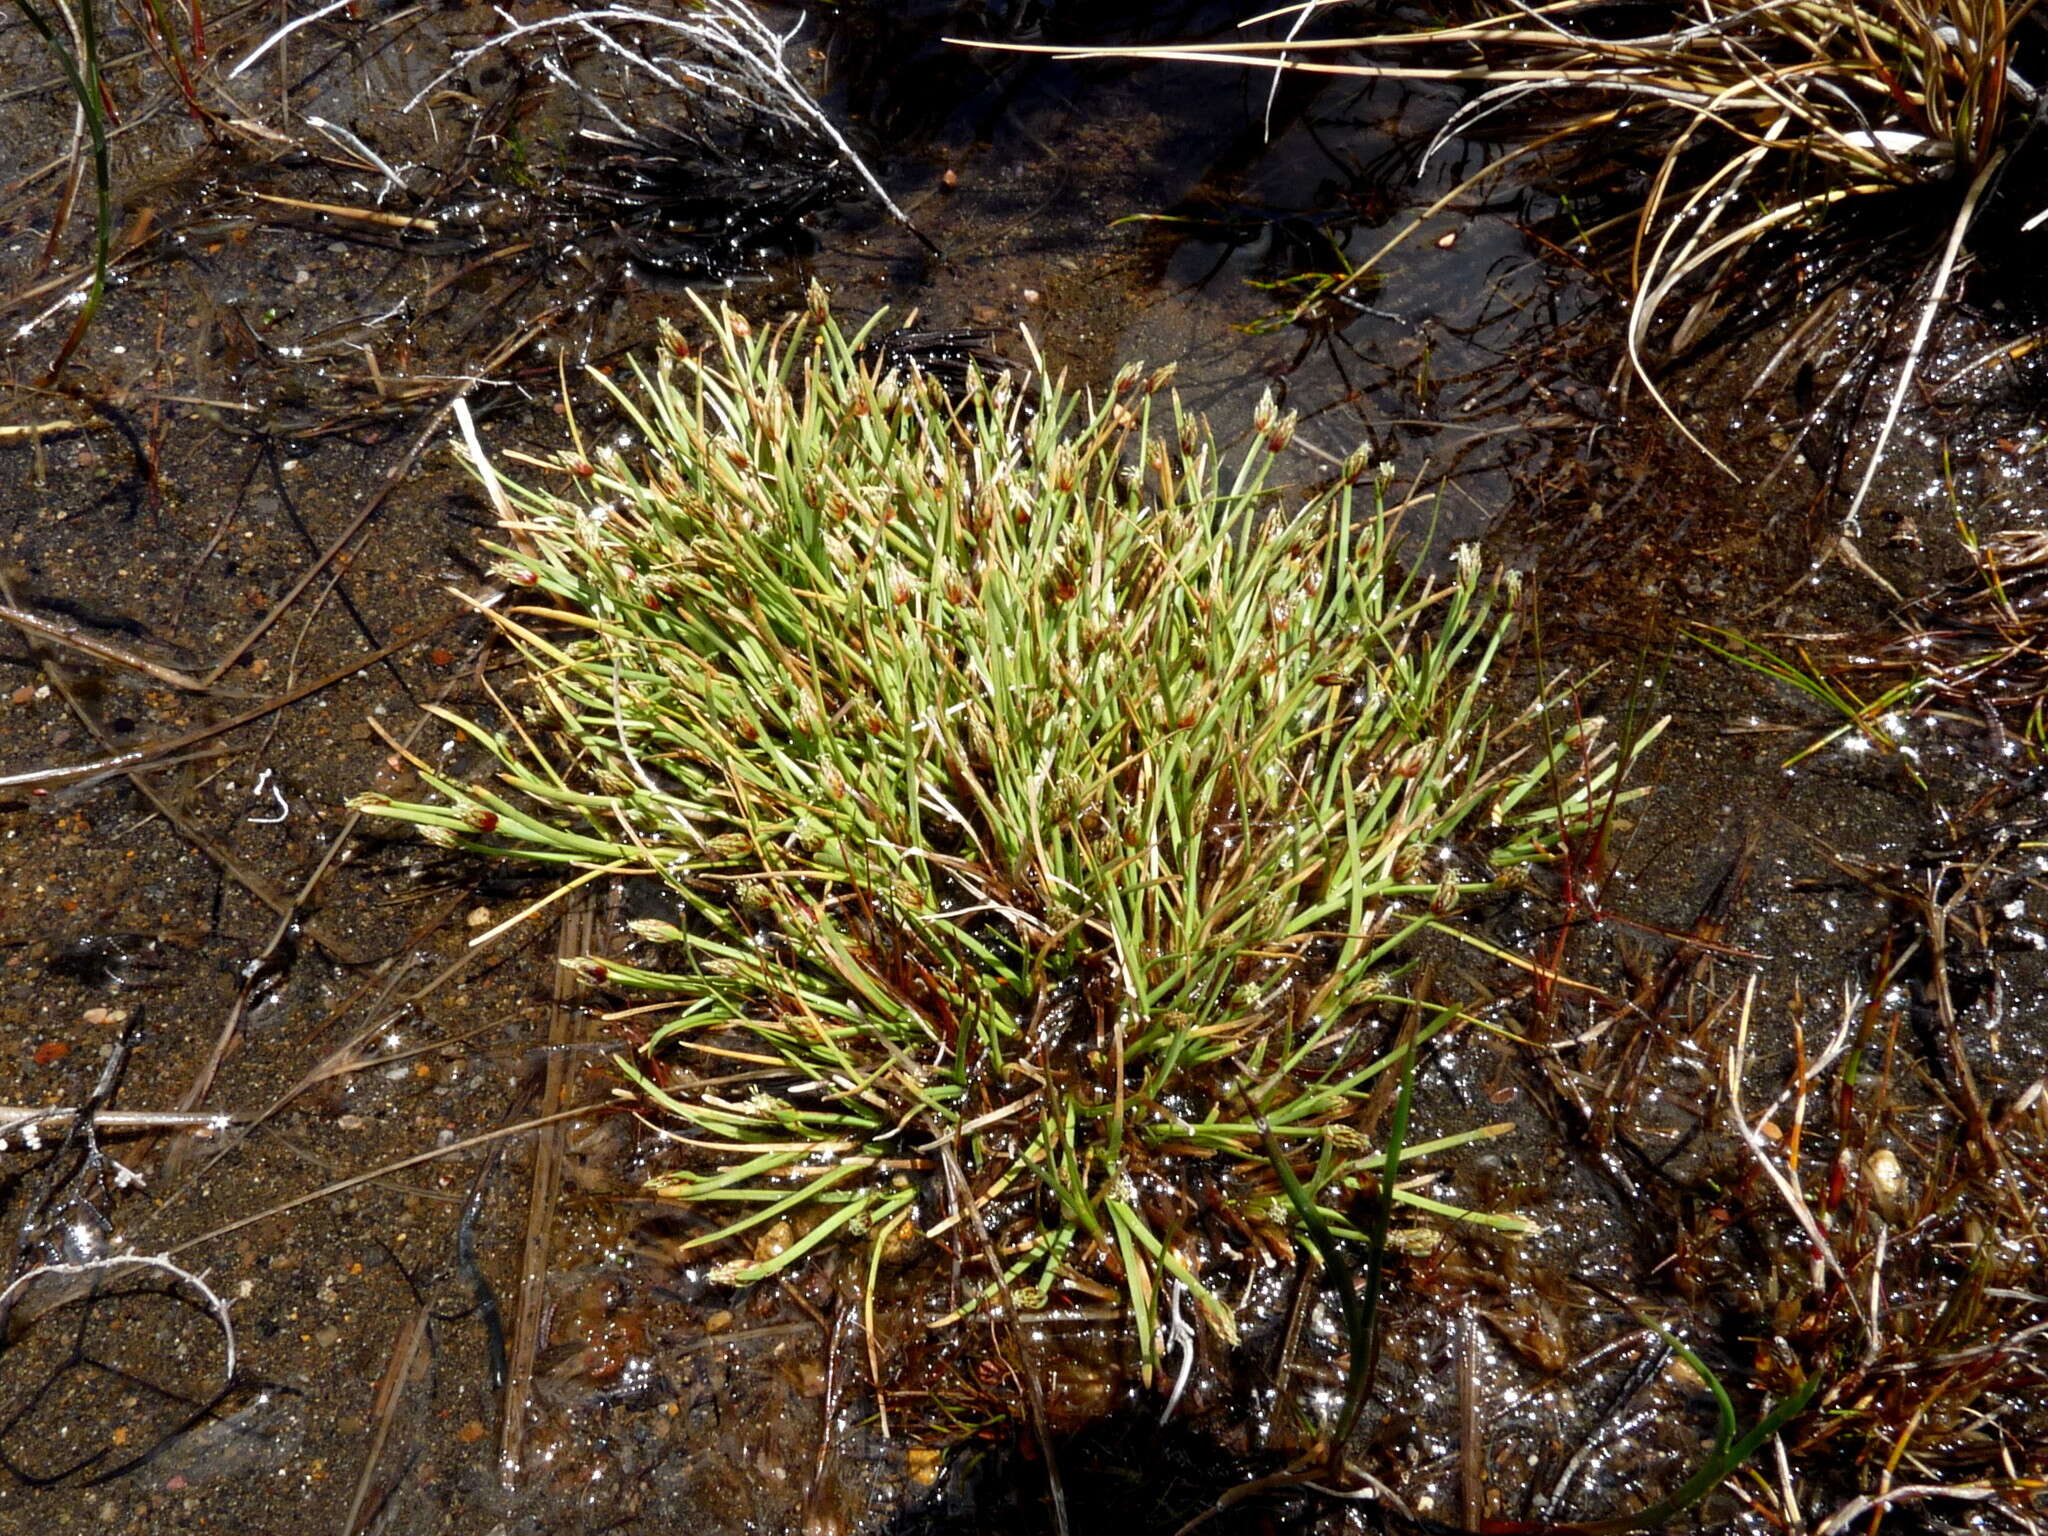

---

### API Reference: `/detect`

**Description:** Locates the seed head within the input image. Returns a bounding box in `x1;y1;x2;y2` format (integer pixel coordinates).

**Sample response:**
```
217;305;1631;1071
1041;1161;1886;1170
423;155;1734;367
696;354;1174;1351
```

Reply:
1049;444;1079;494
629;918;688;944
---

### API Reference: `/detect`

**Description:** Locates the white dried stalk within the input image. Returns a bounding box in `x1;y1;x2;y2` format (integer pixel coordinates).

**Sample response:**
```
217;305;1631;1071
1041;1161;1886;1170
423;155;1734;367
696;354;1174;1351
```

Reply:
0;1253;238;1383
1726;975;1855;1307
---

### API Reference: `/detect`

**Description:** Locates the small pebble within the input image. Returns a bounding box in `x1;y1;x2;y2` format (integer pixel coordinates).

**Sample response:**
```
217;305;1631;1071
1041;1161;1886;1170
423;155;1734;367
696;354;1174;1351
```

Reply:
752;1219;795;1264
1866;1148;1908;1219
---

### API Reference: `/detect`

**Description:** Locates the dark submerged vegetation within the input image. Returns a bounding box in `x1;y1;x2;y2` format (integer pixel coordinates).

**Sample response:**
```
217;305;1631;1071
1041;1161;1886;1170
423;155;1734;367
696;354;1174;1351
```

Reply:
566;109;860;282
1488;567;2048;1530
1046;0;2048;520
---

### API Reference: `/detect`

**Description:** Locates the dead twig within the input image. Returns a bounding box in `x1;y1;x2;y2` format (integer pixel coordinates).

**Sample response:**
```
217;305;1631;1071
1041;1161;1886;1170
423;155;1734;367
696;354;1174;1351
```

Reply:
1813;1483;2002;1536
0;418;91;440
248;190;439;233
0;600;217;691
341;1300;432;1536
0;1106;243;1140
1727;974;1856;1300
0;612;461;794
498;884;601;1489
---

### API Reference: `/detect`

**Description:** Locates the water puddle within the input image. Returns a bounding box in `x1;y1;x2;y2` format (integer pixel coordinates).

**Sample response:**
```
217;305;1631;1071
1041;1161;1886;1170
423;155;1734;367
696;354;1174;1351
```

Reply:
2;1;2045;1532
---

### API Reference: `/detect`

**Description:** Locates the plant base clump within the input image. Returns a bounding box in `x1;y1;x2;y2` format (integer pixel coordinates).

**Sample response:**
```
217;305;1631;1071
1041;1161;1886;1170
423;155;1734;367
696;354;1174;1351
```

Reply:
356;292;1635;1386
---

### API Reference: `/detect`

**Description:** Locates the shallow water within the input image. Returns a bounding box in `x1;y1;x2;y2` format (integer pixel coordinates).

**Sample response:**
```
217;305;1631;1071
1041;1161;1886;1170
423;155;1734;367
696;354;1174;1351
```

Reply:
1;1;2045;1533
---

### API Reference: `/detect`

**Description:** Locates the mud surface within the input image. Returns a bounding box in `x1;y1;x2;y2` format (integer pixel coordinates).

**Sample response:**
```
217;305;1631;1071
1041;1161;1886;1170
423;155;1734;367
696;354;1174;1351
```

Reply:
1;2;2045;1533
